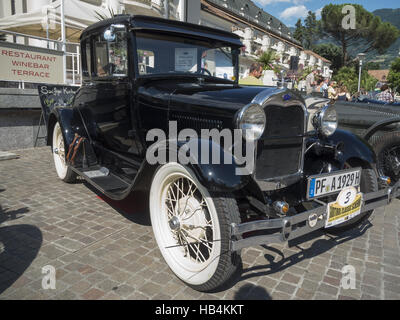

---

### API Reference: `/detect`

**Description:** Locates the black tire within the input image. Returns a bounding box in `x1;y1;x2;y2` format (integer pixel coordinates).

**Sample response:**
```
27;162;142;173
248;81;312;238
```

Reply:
326;168;378;233
149;163;241;292
370;131;400;186
194;193;242;292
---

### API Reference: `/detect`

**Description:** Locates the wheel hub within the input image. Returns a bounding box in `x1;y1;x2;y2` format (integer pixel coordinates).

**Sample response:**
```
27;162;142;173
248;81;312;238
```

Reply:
169;216;181;231
176;196;207;241
388;155;400;175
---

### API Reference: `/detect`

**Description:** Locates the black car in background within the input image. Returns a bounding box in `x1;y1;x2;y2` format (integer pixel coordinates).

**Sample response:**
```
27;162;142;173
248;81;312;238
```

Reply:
42;15;398;292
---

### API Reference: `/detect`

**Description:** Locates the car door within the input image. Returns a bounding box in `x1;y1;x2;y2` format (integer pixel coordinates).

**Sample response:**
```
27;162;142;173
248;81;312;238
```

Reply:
77;27;142;158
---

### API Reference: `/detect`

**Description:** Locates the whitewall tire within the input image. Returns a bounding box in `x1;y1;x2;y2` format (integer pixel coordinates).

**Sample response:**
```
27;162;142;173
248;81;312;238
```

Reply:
149;162;241;292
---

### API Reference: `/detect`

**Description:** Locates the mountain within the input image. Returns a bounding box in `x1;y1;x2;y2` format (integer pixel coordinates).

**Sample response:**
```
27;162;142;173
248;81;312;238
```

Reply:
288;9;400;69
372;9;400;68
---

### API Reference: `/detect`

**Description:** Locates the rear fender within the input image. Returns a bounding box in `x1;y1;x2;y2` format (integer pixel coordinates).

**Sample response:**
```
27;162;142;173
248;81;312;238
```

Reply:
47;107;97;167
47;107;88;147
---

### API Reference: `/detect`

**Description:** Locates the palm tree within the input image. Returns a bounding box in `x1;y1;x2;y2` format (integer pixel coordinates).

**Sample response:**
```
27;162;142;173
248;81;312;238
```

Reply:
257;50;277;71
94;6;126;21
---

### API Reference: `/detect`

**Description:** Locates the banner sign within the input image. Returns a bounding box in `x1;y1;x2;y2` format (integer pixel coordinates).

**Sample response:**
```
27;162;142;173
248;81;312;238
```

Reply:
0;41;64;84
38;84;78;125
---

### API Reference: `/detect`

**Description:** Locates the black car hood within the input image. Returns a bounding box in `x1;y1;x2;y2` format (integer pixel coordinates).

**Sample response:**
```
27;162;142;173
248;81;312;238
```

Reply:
170;83;269;111
138;79;283;114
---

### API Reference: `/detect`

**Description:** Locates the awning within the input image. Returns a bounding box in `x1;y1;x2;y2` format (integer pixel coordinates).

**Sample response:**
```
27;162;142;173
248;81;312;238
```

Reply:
0;0;161;43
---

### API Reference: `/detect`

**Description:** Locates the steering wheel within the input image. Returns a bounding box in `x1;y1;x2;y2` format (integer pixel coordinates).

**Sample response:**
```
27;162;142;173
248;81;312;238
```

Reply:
199;68;212;76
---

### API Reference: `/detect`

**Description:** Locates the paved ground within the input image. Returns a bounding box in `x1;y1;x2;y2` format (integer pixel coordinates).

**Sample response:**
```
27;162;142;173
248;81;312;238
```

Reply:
0;147;399;300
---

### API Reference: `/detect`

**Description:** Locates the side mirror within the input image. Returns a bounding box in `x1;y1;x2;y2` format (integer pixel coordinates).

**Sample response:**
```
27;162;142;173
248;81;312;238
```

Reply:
103;27;116;42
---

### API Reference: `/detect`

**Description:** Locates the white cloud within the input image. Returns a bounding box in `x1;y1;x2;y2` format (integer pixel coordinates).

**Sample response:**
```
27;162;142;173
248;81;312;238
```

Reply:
254;0;309;5
279;5;308;20
254;0;291;5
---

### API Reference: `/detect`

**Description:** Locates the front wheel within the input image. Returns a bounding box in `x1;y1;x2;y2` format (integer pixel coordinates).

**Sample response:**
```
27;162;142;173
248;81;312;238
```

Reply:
149;163;241;292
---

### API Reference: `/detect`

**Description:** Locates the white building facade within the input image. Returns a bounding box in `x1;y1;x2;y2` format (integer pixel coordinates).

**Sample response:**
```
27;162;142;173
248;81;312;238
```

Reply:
0;0;331;85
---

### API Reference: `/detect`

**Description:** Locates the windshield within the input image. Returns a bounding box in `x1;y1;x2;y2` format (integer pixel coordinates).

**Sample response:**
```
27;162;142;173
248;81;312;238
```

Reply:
135;32;239;82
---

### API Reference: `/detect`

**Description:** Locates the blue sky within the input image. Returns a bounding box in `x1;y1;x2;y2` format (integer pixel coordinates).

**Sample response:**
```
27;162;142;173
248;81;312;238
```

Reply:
253;0;400;26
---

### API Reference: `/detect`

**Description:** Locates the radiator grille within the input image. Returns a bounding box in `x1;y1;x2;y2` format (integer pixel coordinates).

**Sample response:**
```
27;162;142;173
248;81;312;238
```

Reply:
255;105;305;180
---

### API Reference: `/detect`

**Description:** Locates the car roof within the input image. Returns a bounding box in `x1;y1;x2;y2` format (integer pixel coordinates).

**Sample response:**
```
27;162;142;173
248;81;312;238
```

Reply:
80;15;243;47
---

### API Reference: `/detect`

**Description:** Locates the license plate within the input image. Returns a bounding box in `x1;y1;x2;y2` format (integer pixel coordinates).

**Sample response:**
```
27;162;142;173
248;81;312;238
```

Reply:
325;186;363;228
307;168;361;199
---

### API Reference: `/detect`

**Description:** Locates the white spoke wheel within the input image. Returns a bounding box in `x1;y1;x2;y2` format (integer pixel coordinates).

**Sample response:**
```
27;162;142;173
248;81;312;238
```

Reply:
150;163;241;292
52;122;76;183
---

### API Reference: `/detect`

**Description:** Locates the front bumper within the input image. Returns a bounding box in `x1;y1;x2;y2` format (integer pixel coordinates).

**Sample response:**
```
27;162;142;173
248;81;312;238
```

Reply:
230;180;400;251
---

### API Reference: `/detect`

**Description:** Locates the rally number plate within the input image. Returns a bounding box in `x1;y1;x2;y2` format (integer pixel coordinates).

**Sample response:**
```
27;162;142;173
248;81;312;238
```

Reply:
325;186;363;228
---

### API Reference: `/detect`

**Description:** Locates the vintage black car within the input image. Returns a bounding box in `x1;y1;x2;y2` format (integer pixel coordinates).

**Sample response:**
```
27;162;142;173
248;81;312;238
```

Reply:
44;15;400;292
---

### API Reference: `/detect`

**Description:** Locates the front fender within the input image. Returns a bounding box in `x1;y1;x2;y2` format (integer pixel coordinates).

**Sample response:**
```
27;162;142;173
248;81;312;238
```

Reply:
145;138;251;192
325;128;376;167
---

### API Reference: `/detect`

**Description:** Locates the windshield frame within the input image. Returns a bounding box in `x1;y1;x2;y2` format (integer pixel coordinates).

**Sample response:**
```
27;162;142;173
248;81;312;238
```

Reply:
133;30;240;84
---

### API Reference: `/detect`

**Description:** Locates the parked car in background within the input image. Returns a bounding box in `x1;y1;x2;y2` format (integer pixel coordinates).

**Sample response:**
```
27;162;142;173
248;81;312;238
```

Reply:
41;15;399;292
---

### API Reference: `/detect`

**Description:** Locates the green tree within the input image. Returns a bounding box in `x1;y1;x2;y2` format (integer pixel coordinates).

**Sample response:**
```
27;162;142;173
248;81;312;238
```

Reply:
293;19;305;45
320;4;400;66
304;11;318;50
388;57;400;92
257;50;282;75
257;50;276;70
313;43;343;71
333;66;377;94
95;6;126;20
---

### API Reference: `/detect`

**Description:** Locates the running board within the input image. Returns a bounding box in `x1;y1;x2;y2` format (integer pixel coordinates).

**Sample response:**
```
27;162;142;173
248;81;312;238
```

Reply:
70;165;131;197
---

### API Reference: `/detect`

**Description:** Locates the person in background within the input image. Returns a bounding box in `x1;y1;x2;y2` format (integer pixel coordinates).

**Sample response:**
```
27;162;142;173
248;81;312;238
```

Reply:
318;78;329;98
328;81;337;100
336;85;351;101
305;69;317;95
376;84;394;103
394;91;400;102
315;79;324;94
239;63;264;86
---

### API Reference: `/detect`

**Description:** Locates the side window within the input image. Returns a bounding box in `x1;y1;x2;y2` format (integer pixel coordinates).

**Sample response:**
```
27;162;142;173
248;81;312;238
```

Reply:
94;30;128;78
81;39;92;80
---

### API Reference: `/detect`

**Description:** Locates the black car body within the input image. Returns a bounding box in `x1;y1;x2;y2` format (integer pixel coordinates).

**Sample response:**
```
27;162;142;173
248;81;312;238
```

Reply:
44;15;399;291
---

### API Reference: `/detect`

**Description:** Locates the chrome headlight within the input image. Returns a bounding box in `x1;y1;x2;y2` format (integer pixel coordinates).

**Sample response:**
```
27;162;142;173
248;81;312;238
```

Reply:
236;104;266;141
313;105;338;137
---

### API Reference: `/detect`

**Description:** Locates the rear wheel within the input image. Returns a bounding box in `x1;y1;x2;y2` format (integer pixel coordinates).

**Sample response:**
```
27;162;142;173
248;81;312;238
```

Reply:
149;163;241;292
52;122;76;183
